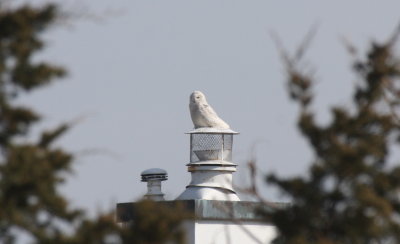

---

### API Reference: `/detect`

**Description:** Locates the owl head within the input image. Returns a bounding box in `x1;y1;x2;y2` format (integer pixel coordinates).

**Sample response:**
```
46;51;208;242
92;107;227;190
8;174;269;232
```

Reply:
190;91;207;104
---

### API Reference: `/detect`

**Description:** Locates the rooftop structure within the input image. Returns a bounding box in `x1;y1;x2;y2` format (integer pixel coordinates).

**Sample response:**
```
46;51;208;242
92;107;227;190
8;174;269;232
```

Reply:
176;127;240;201
140;168;167;201
116;91;281;244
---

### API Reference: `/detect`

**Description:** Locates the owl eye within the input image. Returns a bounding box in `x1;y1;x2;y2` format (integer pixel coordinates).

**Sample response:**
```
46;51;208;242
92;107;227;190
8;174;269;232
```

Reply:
196;96;200;99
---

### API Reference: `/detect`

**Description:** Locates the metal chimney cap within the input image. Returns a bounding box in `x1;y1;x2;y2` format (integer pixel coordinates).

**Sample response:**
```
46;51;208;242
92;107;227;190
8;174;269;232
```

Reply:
141;168;168;182
186;127;239;134
141;168;167;176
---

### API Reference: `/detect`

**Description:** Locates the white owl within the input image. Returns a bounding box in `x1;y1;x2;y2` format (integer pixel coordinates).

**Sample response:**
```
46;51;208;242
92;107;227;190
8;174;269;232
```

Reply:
189;91;230;129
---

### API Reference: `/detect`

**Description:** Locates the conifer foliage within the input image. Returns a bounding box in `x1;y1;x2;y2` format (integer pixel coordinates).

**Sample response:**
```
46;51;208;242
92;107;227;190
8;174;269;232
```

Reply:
267;31;400;243
0;3;74;242
4;1;400;244
0;2;186;244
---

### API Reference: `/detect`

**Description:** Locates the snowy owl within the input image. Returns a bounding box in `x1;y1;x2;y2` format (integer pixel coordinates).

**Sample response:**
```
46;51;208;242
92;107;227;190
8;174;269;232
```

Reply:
189;91;230;129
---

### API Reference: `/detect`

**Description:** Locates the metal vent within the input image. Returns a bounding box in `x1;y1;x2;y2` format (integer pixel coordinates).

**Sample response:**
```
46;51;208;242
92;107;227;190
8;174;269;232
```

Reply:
190;133;233;162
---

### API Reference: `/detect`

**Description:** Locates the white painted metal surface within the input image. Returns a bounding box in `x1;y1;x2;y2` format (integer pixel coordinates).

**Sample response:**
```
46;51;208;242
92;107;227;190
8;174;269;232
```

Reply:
176;185;240;201
141;168;167;201
141;168;167;176
176;163;240;201
187;166;236;191
177;124;241;201
182;220;277;244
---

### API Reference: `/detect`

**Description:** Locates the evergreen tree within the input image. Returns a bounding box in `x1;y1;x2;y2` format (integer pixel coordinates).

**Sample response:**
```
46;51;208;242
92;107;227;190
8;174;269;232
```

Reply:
5;1;400;244
266;29;400;243
0;2;186;244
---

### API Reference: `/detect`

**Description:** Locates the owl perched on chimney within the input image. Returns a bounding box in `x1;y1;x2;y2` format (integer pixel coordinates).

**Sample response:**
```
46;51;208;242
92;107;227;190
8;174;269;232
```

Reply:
189;91;230;129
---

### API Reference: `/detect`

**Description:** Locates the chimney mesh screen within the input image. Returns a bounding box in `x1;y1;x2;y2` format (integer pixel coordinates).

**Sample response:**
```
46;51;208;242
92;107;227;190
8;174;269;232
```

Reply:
190;133;233;162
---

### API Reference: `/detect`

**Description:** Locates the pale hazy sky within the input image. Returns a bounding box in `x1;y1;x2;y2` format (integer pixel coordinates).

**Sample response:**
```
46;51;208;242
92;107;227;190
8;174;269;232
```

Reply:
19;0;400;213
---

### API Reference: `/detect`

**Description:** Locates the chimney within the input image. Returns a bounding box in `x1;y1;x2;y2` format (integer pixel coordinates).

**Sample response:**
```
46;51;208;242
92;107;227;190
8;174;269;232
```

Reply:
176;127;240;201
141;168;167;201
